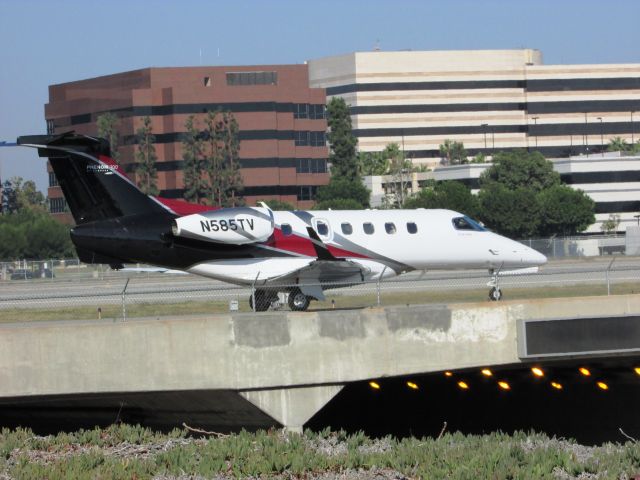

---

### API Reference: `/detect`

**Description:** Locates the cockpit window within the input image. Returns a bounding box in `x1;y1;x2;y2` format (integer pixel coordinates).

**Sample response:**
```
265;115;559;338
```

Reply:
452;216;486;232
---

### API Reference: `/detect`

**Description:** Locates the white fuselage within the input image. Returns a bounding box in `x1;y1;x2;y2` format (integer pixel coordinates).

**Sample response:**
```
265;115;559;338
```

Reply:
186;209;547;286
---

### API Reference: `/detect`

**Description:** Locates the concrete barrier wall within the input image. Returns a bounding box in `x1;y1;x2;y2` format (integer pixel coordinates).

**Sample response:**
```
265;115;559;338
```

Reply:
2;295;639;401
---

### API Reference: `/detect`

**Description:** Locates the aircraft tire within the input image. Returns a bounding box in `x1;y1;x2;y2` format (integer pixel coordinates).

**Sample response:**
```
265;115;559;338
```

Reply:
489;287;502;301
288;288;311;311
249;290;272;312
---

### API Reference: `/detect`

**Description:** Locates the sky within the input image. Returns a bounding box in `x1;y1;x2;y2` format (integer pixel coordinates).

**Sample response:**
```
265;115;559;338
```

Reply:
1;0;640;193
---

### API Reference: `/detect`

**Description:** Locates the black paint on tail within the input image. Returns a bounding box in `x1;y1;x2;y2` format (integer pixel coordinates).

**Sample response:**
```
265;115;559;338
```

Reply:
18;133;167;224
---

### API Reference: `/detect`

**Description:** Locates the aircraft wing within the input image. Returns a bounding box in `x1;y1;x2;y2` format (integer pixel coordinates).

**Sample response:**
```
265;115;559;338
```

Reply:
261;227;376;300
264;258;370;301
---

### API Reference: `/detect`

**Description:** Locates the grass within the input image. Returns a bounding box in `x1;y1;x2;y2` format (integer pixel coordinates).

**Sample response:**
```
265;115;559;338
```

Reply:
0;424;638;479
1;282;639;323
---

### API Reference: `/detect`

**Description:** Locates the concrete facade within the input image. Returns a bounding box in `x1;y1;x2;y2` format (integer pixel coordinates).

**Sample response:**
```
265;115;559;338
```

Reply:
45;65;330;222
1;295;639;431
308;49;640;167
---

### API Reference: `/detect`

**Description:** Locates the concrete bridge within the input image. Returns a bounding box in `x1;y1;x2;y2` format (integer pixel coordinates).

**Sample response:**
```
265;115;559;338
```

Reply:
1;295;639;432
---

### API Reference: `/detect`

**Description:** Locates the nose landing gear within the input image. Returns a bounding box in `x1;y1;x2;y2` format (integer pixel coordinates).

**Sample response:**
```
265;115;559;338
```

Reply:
487;268;503;301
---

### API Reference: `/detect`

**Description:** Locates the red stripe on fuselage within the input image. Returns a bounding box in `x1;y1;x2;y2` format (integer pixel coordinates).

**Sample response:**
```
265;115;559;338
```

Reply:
154;197;218;215
269;228;369;259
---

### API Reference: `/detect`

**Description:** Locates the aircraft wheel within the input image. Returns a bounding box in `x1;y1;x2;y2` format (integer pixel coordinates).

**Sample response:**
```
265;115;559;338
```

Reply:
489;287;502;301
288;288;311;311
249;290;272;312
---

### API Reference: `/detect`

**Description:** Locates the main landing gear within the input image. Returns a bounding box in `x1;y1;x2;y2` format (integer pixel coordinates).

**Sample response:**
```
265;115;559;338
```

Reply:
249;289;279;312
287;288;311;311
248;288;313;312
487;269;502;301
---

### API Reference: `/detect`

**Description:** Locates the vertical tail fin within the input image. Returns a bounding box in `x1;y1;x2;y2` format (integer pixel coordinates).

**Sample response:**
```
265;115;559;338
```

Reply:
18;133;168;224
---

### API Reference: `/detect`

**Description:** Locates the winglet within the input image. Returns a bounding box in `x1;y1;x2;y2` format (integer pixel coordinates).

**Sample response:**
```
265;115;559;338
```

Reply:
306;227;338;261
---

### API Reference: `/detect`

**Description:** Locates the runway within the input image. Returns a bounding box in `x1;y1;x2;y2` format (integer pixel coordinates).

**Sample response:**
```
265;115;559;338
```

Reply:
1;257;639;310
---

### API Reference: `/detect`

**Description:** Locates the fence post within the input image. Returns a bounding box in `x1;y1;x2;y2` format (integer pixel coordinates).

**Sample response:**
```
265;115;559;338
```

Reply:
606;258;616;296
121;278;130;321
377;266;388;306
251;272;260;312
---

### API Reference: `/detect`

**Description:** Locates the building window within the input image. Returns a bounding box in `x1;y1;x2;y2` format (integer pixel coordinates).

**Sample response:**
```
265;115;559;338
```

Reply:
294;104;325;120
204;76;212;87
294;103;309;119
294;131;309;146
310;131;326;147
309;104;326;120
407;222;418;234
341;223;353;235
226;71;277;86
46;119;55;135
363;222;374;235
297;185;317;201
48;172;59;187
296;158;327;174
49;197;67;213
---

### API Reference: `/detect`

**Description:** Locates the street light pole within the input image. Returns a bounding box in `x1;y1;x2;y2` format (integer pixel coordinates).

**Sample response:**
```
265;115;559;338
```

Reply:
584;112;589;156
481;123;488;150
532;116;539;149
597;117;604;157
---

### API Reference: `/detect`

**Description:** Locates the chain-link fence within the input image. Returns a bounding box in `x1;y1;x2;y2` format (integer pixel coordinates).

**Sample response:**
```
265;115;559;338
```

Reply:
520;235;627;259
1;257;639;322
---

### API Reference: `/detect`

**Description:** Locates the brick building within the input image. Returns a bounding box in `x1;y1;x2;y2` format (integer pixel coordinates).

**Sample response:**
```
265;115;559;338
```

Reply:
45;65;329;222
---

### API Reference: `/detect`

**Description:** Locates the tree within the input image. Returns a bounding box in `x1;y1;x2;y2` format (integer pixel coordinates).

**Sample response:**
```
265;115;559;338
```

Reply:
439;140;467;165
96;113;120;163
479;150;560;193
358;151;388;176
537;185;595;237
219;111;244;207
203;110;244;207
476;149;595;238
315;177;369;209
315;198;364;210
2;177;45;214
600;213;621;235
134;116;159;195
471;152;488;163
326;97;359;179
608;136;629;152
478;185;541;238
381;143;414;208
404;181;479;217
181;115;207;204
0;208;73;260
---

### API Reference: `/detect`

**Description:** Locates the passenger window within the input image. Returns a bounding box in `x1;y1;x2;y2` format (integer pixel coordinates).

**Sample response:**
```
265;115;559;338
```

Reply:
363;222;374;235
316;221;329;236
385;222;397;234
407;222;418;234
281;224;292;236
341;223;353;235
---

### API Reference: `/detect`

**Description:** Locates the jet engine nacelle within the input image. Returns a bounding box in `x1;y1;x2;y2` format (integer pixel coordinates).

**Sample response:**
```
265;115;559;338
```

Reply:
172;207;274;245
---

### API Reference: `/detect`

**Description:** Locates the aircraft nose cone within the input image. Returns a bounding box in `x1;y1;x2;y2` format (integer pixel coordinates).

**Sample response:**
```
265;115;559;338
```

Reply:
530;249;547;266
